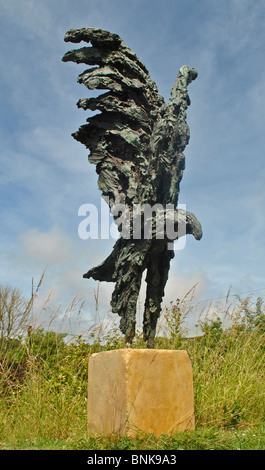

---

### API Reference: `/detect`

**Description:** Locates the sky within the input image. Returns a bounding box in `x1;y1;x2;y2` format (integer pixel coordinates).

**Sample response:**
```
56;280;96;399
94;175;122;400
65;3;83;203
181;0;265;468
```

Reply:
1;0;265;336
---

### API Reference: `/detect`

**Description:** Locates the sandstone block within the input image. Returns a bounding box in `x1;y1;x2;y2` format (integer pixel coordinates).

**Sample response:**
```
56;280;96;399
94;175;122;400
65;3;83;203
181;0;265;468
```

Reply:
87;349;195;437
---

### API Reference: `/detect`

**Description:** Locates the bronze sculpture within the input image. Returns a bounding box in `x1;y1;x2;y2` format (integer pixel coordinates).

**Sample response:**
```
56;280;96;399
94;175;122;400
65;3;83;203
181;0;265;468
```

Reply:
63;28;202;347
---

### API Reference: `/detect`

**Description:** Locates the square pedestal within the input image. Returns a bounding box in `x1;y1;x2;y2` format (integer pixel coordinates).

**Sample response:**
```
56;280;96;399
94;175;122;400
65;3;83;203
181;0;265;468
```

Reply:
87;349;195;437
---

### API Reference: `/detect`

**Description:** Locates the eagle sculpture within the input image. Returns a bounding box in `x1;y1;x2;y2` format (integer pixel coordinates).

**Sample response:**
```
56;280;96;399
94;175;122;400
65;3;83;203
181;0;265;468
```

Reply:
62;28;202;347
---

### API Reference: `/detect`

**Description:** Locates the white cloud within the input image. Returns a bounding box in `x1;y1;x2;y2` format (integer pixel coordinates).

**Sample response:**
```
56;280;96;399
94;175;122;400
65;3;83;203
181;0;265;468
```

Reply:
163;269;210;304
1;0;55;40
19;226;72;265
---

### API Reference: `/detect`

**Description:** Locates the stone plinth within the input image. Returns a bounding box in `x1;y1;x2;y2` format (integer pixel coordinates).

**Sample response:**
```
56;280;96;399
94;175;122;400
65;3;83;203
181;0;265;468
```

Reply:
87;349;195;437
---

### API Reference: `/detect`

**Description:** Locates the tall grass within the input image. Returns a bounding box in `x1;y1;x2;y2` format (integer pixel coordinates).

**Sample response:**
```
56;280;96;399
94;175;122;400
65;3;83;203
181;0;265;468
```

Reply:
0;277;264;448
158;289;265;429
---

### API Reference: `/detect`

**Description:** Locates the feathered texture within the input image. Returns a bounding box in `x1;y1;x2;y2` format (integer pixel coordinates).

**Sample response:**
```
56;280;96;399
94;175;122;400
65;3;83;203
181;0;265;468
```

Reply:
62;28;202;346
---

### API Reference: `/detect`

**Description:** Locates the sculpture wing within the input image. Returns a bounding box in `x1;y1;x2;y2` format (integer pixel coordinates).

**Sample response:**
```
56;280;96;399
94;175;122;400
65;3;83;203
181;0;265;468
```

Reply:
62;28;166;210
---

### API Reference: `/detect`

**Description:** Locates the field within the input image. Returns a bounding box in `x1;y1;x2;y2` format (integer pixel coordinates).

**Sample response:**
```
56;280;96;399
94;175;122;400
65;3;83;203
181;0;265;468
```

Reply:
0;280;265;450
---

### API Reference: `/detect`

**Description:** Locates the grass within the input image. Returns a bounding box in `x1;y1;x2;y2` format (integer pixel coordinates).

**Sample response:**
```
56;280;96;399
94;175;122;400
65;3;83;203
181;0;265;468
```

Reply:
0;279;265;450
1;427;265;450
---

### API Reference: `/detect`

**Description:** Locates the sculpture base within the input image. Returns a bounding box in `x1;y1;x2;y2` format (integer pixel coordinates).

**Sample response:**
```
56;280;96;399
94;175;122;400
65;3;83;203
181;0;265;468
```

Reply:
87;349;195;437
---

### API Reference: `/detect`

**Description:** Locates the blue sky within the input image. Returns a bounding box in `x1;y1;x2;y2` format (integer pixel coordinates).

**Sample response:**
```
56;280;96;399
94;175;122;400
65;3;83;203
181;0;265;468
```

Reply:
1;0;265;334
